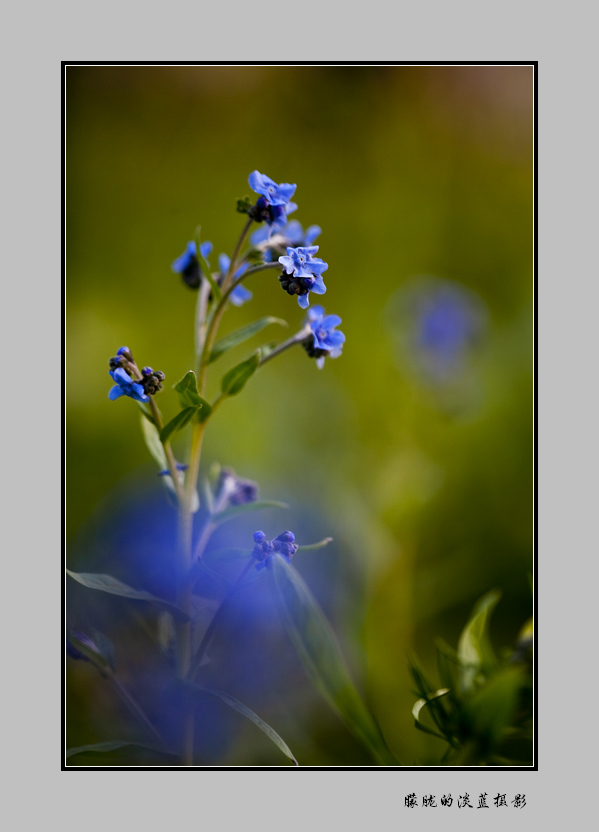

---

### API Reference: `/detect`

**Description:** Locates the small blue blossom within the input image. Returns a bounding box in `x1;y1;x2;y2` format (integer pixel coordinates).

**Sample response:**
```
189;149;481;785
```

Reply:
157;463;189;477
108;367;149;403
218;254;253;306
248;171;296;207
278;246;328;309
66;631;101;662
304;306;345;369
171;240;213;289
252;530;298;571
251;220;322;261
248;171;297;232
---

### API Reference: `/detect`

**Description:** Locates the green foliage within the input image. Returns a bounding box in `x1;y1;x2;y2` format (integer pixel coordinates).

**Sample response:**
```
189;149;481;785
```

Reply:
66;570;190;621
185;683;298;766
66;741;175;760
159;406;200;444
220;351;261;396
210;317;287;363
268;555;398;766
408;590;533;765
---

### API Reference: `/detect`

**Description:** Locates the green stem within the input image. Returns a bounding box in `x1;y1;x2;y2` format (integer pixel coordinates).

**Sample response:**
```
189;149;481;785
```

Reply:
187;559;255;682
147;396;184;503
259;325;311;366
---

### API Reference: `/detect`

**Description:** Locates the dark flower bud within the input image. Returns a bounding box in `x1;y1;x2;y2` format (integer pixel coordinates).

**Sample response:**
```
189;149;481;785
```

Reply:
140;370;165;396
276;531;295;543
237;196;253;214
279;272;312;298
302;334;330;361
142;366;154;376
253;531;266;543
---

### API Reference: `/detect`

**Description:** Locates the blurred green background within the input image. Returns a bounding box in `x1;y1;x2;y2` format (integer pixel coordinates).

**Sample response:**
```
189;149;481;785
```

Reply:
66;65;533;766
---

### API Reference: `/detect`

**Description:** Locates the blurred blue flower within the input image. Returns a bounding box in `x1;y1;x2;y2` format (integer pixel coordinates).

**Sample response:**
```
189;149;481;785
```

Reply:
248;171;296;206
251;220;321;262
171;240;213;289
157;463;189;477
218;254;252;306
304;306;345;369
66;631;100;662
108;367;149;403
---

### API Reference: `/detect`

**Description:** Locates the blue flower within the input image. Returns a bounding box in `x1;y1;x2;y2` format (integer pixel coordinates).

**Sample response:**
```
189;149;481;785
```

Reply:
304;306;345;368
248;171;296;206
252;530;298;571
218;254;253;306
171;240;213;289
278;246;328;309
108;367;149;402
251;220;321;261
248;171;297;232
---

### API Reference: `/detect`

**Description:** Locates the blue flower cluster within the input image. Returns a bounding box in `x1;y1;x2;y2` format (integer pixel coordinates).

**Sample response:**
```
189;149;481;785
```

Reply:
108;347;165;403
252;530;298;571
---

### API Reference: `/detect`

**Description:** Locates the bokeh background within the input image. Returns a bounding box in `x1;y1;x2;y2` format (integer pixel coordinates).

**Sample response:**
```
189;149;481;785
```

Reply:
66;65;533;766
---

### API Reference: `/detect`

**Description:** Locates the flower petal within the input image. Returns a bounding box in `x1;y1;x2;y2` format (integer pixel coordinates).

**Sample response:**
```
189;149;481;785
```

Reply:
297;294;310;309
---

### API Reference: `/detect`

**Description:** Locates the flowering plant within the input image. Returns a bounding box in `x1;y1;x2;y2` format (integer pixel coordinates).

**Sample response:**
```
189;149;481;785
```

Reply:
66;171;398;767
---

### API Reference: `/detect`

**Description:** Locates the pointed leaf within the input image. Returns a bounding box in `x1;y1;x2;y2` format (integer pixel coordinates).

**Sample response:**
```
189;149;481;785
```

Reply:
210;317;288;364
412;688;452;743
220;351;260;396
187;683;298;766
297;537;333;552
211;500;289;527
173;371;211;411
66;741;177;760
268;555;397;765
457;589;501;695
159;406;200;444
66;570;190;622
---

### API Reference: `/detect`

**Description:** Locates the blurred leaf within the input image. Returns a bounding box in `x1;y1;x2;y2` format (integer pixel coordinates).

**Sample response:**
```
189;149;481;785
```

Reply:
268;555;398;766
196;226;222;301
92;630;116;672
297;537;334;552
136;401;156;425
457;589;501;695
159;406;200;444
188;684;298;766
211;500;288;527
140;414;168;470
210;317;287;363
66;570;189;622
412;689;452;743
435;638;461;694
66;741;175;759
220;351;260;396
408;653;448;735
67;632;112;677
461;666;525;757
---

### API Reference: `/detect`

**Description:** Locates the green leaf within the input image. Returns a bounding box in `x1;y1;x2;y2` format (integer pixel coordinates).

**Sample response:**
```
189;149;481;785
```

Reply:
412;689;452;743
159;406;200;444
65;741;175;760
268;555;397;766
210;317;288;364
136;401;156;425
187;683;298;766
457;589;501;695
297;537;333;552
211;500;289;527
220;351;260;396
140;414;168;470
461;667;525;753
196;227;222;301
173;370;211;410
66;570;190;622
